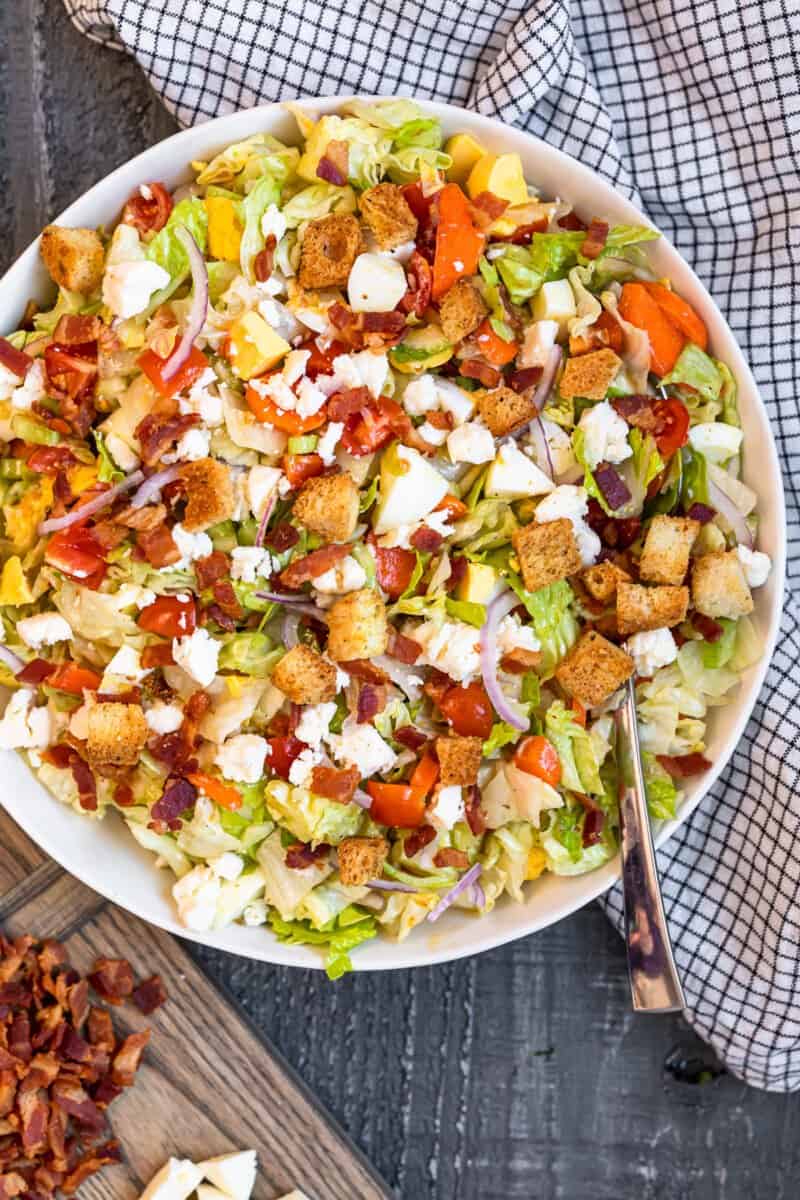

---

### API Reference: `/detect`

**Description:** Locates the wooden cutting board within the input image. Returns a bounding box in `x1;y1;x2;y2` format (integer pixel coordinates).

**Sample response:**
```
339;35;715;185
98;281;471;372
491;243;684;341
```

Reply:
0;812;393;1200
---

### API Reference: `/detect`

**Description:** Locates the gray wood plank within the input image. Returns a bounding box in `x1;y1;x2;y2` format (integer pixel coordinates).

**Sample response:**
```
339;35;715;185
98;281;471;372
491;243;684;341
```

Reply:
2;4;799;1198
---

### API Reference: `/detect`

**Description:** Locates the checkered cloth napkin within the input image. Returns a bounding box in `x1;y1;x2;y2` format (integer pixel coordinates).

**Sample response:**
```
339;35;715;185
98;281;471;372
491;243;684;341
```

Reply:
64;0;800;1091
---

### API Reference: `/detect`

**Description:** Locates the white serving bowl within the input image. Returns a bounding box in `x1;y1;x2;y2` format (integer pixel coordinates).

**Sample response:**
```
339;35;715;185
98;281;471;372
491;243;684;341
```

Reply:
0;97;785;970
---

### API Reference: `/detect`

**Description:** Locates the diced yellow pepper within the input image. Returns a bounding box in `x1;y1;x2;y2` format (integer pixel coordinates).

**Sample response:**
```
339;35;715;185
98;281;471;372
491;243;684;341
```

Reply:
4;477;54;553
227;311;290;381
0;556;33;606
445;133;486;185
467;152;530;236
68;465;98;495
525;846;548;881
205;195;243;263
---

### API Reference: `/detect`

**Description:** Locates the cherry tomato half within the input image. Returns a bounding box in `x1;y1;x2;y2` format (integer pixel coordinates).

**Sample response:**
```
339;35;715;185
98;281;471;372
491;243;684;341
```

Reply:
137;594;197;639
439;681;494;739
513;735;562;787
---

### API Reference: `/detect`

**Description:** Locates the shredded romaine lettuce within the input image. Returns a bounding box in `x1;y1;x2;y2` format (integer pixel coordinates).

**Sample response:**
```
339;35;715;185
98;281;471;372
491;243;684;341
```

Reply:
507;577;578;676
662;343;723;404
267;908;377;979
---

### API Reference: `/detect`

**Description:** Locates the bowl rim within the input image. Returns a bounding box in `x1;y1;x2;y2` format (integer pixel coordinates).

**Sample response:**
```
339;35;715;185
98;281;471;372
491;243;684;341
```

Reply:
0;93;786;970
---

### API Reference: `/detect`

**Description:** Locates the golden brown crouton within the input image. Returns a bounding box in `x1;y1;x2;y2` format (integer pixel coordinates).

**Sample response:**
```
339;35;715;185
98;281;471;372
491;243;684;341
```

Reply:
272;644;338;704
359;183;418;250
86;702;148;767
438;279;487;344
616;582;689;635
293;473;359;544
555;630;634;708
337;836;389;886
476;385;538;438
512;519;582;593
639;515;700;586
559;349;622;401
691;551;754;620
40;225;105;294
299;213;363;289
435;735;483;787
179;458;235;532
327;588;388;661
580;560;631;606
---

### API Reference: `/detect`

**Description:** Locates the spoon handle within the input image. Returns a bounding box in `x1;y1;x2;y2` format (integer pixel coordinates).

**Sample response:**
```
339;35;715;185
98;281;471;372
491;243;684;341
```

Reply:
615;679;686;1013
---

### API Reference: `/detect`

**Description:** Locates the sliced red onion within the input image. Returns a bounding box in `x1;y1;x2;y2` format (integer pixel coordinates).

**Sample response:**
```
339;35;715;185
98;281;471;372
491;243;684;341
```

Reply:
160;226;208;382
255;492;276;548
686;502;715;525
479;590;528;731
0;644;24;674
594;462;632;511
129;465;181;510
707;478;753;548
257;591;330;623
372;655;423;699
367;879;418;893
471;879;486;908
0;337;32;378
428;863;483;923
352;788;372;810
530;345;563;414
38;469;144;534
528;417;554;480
282;610;300;649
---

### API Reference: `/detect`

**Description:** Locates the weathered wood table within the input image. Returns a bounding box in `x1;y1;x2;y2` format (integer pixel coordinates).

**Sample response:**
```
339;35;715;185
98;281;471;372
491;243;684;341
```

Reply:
1;4;798;1197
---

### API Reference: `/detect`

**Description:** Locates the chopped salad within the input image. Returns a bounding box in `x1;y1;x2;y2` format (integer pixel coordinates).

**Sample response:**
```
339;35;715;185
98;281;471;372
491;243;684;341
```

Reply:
0;99;770;976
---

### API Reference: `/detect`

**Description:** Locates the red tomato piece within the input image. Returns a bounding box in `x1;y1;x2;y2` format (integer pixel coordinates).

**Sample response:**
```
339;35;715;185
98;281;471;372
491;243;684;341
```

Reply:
45;524;107;589
266;735;306;780
48;663;103;694
137;595;197;639
651;396;690;458
121;182;174;234
371;541;417;599
367;781;426;828
514;735;562;786
282;452;325;488
246;387;327;433
26;446;78;473
138;345;209;399
301;337;349;380
439;681;494;739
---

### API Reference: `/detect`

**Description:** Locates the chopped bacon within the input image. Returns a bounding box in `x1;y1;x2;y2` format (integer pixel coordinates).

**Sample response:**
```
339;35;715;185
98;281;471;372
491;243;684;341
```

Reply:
464;784;487;836
580;218;610;260
398;250;433;318
0;337;32;378
53;314;104;346
88;960;134;1007
394;725;427;751
404;824;436;858
470;190;509;221
433;848;470;869
410;525;443;553
445;554;468;594
132;975;168;1016
387;628;421;663
362;310;407;335
253;234;277;283
692;613;724;642
317;139;349;186
356;683;387;724
110;1031;150;1087
327;387;372;422
585;498;642;550
69;755;97;813
87;1008;115;1053
204;603;237;632
582;808;605;846
507;365;542;393
50;1079;104;1132
498;217;549;245
459;358;501;387
135;411;199;466
0;1174;26;1200
121;181;173;234
309;765;360;802
265;522;299;553
558;211;587;231
113;501;167;533
339;660;389;685
610;394;662;432
280;543;350;589
500;647;543;674
285;842;331;870
150;776;196;823
16;658;55;685
686;502;715;524
61;1139;122;1195
211;579;243;619
656;752;713;779
141;643;175;669
136;524;180;568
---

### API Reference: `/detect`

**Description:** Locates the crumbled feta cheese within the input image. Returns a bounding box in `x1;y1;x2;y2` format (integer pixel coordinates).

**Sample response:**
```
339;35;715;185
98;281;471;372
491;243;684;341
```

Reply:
348;253;408;312
116;583;156;610
103;226;170;318
261;203;287;245
103;645;150;684
294;701;337;750
737;544;771;588
209;852;244;881
9;359;47;411
16;612;72;648
288;747;321;788
313;555;367;594
402;374;439;416
317;420;344;466
243;899;268;926
519;319;559;369
577;400;632;471
178;367;224;427
414;619;482;683
0;689;52;750
172;627;220;687
417;420;449;447
282;349;311;386
295;375;327;419
258;296;302;343
169;523;214;570
497;614;541;656
625;627;678;677
163;426;211;463
172;866;221;931
402;374;474;425
377;508;452;550
446;421;495;464
535;484;601;566
230;545;272;584
246;465;282;519
105;432;141;471
145;701;184;735
215;733;268;783
0;362;22;403
316;351;389;400
327;720;397;778
428;785;465;831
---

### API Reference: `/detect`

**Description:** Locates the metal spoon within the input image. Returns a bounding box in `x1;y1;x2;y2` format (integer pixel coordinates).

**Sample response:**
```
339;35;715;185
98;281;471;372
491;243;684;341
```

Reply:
615;678;686;1012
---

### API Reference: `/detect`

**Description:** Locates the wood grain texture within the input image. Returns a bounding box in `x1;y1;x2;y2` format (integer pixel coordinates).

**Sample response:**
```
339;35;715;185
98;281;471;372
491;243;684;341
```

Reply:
1;4;799;1198
0;815;392;1200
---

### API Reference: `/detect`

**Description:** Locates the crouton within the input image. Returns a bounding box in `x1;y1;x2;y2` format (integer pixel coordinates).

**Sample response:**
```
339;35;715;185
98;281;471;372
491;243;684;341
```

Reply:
692;551;754;620
639;515;700;585
293;472;359;544
580;560;631;605
86;702;148;767
326;588;388;661
438;279;487;344
179;458;235;532
359;183;418;251
512;519;582;592
616;582;689;635
299;213;363;289
435;735;483;787
40;225;105;295
559;348;622;401
475;385;538;438
337;836;389;886
555;630;634;708
272;644;338;704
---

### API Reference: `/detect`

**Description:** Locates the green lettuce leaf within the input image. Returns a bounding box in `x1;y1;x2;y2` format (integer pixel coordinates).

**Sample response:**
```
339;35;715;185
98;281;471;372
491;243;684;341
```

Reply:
699;617;737;668
494;225;659;305
544;700;604;795
580;427;662;519
506;577;578;676
240;172;283;281
445;598;486;628
146;197;208;280
267;909;377;980
453;498;518;556
93;432;124;483
281;182;358;228
661;343;723;404
643;752;678;821
483;721;525;757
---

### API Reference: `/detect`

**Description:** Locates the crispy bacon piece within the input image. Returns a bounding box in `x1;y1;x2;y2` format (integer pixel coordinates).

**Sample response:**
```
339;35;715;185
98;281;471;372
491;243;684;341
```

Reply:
362;310;406;335
131;975;167;1016
16;658;55;685
121;181;173;234
317;139;349;187
692;613;723;643
61;1139;122;1195
135;411;199;466
558;210;587;231
656;752;712;779
136;524;180;568
339;659;389;685
88;960;134;1007
150;776;196;824
404;824;436;858
53;315;104;346
87;1008;115;1054
110;1031;150;1087
194;550;230;588
394;725;427;751
0;337;32;378
356;682;387;724
69;754;97;813
610;394;662;432
398;250;433;318
309;765;360;802
387;628;421;663
580;217;609;260
285;842;331;869
459;358;501;387
114;501;167;533
585;498;642;550
500;647;543;674
280;543;350;589
582;808;605;846
410;524;443;553
265;522;299;553
141;643;175;669
254;234;277;283
50;1078;104;1132
433;848;470;869
507;365;542;393
0;1172;26;1199
470;190;509;222
211;579;243;620
327;386;372;422
464;784;486;836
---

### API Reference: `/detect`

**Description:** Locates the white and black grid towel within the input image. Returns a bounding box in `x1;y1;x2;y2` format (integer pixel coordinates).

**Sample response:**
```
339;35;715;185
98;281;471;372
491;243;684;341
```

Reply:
64;0;800;1091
